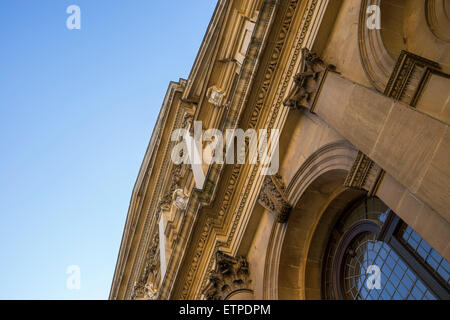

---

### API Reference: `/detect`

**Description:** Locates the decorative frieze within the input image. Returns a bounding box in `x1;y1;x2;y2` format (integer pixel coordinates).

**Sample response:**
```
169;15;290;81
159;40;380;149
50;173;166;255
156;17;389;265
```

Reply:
257;174;292;223
203;251;251;300
284;48;336;113
344;151;384;195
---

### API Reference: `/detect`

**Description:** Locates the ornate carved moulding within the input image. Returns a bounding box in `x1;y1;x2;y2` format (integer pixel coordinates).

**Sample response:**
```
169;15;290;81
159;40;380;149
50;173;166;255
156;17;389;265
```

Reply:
344;151;384;196
257;174;292;223
284;48;336;113
384;50;441;106
131;232;161;300
202;251;251;300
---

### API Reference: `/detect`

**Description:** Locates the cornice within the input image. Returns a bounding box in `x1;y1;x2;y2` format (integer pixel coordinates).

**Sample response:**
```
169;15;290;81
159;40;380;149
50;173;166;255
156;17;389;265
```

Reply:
109;79;186;299
124;93;190;299
182;0;230;103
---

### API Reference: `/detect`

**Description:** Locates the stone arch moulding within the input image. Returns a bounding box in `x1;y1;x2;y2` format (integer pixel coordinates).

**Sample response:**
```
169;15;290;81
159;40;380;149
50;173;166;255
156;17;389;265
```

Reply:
358;0;396;92
263;141;360;300
425;0;450;42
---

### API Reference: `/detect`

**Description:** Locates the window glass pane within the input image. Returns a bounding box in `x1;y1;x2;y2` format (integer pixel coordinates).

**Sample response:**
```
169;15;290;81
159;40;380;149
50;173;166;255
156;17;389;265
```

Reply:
399;225;450;286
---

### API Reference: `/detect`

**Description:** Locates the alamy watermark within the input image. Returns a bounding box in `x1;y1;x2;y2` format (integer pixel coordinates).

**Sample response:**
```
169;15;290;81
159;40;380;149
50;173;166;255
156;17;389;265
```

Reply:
66;5;81;30
366;5;381;30
366;264;382;290
66;265;81;290
170;121;279;189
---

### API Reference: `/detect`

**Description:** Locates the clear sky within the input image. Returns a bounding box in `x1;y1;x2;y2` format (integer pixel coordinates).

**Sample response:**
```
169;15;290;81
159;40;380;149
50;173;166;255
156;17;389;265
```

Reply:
0;1;216;299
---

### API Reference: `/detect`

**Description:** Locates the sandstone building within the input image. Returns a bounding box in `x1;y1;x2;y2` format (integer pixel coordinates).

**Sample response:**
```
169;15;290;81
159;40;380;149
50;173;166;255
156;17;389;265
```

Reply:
110;0;450;300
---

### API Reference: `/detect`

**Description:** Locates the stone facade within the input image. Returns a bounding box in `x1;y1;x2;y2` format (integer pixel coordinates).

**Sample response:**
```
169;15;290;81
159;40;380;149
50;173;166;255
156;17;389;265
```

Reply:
110;0;450;300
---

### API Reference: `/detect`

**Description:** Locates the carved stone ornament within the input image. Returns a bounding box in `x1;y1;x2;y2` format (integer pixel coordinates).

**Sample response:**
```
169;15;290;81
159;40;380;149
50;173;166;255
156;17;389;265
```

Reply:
203;251;251;300
207;86;225;107
130;280;145;300
181;112;194;129
172;188;189;210
344;151;385;196
284;48;336;112
159;164;183;209
384;50;440;106
131;232;160;300
257;174;292;223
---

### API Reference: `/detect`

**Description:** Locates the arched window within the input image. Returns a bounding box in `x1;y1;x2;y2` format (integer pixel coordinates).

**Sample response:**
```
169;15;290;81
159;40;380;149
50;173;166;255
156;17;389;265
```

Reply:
322;197;449;300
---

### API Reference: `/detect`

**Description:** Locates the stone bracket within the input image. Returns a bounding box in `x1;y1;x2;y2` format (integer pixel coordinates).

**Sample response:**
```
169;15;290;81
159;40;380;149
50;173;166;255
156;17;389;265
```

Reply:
257;174;292;223
284;48;336;113
344;151;385;196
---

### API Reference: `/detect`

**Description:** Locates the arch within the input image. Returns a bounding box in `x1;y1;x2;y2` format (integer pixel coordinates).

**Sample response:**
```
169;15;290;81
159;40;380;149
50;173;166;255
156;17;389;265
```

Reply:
358;0;396;91
425;0;450;42
263;141;361;299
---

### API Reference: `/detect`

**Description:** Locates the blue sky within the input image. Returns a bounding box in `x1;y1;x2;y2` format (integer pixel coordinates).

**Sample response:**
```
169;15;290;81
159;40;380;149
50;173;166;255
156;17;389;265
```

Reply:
0;1;216;299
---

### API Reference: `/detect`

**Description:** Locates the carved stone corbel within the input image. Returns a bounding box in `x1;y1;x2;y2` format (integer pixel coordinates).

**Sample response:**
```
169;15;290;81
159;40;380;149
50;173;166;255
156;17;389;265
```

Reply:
203;251;251;300
284;48;336;113
344;151;385;196
257;174;292;223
